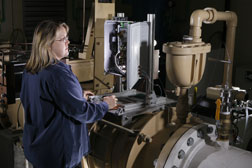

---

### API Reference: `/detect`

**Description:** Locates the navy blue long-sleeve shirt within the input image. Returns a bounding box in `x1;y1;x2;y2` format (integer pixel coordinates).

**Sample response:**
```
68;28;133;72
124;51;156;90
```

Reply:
20;61;108;168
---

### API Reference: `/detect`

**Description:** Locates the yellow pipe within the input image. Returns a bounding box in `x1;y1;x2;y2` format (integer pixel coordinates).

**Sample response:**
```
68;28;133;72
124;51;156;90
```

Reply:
176;88;188;124
189;7;237;87
189;9;212;42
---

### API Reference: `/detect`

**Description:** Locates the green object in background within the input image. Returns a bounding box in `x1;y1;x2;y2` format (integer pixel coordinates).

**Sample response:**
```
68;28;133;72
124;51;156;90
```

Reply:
120;22;124;27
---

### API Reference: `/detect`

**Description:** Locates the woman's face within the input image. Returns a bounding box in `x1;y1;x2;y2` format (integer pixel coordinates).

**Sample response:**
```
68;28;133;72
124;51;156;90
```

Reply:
51;26;70;60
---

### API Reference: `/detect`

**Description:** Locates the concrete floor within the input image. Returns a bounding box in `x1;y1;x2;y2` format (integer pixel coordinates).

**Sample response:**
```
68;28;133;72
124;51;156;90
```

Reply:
0;129;32;168
14;144;33;168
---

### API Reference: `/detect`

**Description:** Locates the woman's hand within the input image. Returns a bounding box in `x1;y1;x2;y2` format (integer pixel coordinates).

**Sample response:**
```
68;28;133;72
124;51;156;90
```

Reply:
103;95;118;109
83;90;94;100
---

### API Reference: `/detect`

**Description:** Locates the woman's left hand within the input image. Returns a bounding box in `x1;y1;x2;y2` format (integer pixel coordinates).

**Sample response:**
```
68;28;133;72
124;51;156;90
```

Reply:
83;90;95;100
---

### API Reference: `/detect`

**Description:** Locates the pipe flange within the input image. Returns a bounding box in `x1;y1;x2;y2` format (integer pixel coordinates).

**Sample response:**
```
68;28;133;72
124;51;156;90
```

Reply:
203;7;217;24
162;41;211;55
156;124;217;168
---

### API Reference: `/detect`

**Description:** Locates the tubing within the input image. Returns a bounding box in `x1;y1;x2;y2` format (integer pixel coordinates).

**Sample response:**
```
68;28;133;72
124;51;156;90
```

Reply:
189;8;237;87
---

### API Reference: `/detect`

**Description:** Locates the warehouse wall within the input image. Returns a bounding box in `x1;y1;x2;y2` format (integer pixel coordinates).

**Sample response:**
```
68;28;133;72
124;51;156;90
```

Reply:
231;0;252;67
231;0;252;90
0;0;23;42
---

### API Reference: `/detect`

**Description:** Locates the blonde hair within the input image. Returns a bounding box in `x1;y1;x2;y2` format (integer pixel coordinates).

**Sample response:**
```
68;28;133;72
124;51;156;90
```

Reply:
26;20;69;74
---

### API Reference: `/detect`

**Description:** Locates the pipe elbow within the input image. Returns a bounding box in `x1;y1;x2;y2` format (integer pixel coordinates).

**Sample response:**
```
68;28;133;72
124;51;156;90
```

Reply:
190;10;210;27
226;11;238;27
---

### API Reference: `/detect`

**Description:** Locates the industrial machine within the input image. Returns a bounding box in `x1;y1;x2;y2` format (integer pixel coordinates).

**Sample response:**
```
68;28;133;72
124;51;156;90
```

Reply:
1;1;252;167
87;8;252;168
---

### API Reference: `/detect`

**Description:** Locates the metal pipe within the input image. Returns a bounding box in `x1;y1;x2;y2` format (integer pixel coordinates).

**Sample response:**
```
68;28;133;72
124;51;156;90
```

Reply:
147;14;155;94
101;119;136;134
100;119;152;143
176;88;188;124
189;8;237;87
82;0;86;44
223;21;236;87
189;10;210;42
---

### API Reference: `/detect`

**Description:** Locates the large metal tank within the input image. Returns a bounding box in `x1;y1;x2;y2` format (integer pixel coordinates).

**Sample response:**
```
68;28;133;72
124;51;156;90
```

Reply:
88;110;176;168
89;117;252;168
156;124;252;168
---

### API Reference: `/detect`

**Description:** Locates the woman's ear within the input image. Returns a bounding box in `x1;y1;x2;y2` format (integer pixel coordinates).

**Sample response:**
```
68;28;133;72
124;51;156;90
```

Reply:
47;45;52;51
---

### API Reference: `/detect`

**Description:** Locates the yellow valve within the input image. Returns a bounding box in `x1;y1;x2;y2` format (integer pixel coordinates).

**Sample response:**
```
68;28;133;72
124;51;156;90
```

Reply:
193;87;198;105
215;98;221;120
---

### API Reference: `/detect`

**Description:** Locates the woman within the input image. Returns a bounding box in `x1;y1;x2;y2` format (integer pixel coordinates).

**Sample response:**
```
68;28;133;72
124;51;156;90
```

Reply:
20;20;117;168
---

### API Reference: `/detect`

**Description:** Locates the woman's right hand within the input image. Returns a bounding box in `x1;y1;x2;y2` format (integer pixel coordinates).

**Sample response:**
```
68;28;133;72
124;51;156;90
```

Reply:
103;95;118;109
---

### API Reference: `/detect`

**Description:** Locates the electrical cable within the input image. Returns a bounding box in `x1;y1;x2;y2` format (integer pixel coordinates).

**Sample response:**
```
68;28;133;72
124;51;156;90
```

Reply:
17;101;22;128
157;78;168;98
154;84;163;96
